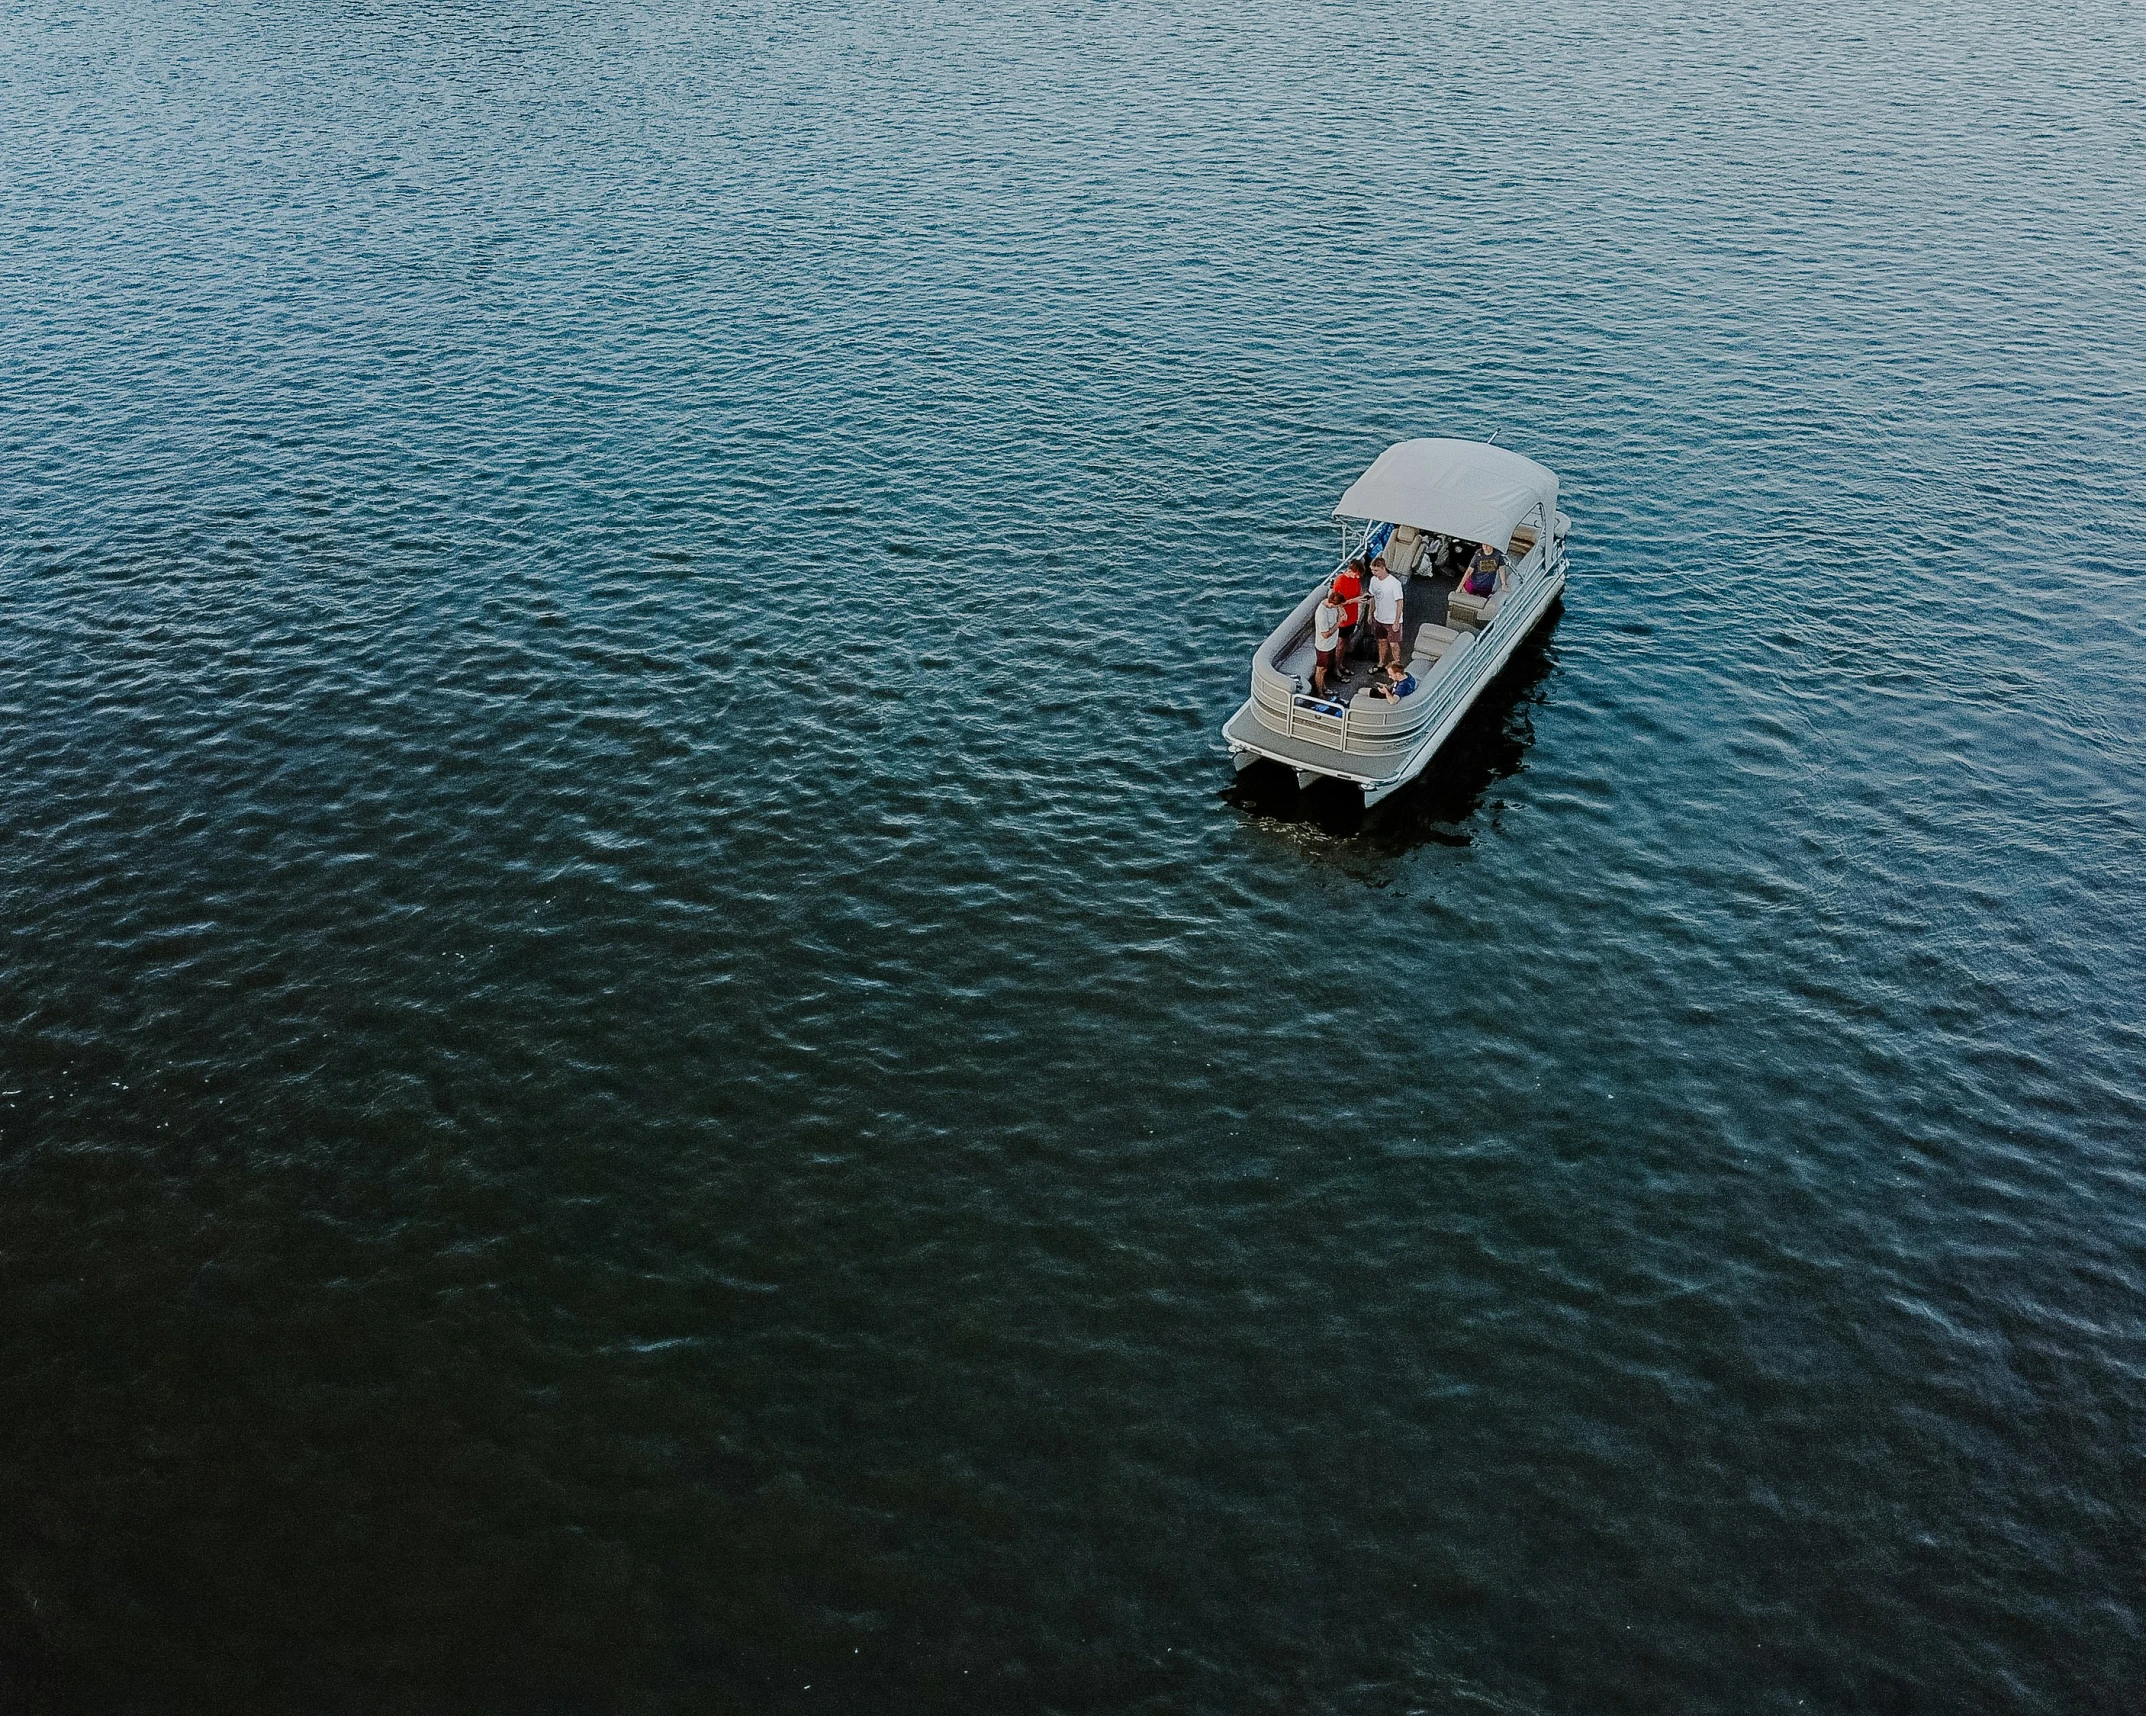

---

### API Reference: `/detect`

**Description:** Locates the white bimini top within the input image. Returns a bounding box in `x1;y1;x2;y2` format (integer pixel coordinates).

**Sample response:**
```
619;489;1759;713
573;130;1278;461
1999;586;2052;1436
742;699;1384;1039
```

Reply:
1334;438;1558;547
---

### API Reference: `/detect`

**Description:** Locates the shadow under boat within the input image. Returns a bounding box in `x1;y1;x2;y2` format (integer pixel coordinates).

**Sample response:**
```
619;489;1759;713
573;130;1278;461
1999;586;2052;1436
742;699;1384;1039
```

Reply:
1223;601;1563;848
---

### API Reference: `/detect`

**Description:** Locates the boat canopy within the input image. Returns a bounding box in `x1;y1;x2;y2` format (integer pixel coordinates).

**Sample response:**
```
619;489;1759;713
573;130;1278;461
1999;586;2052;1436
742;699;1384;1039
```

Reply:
1334;438;1558;547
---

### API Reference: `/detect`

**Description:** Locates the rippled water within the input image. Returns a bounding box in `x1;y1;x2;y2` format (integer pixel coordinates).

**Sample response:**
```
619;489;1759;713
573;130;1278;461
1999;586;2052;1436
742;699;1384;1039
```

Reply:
4;1;2143;1710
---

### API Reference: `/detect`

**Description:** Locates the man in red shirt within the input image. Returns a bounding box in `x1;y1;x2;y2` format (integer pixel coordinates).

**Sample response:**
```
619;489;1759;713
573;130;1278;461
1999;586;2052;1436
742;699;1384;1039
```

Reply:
1330;559;1365;659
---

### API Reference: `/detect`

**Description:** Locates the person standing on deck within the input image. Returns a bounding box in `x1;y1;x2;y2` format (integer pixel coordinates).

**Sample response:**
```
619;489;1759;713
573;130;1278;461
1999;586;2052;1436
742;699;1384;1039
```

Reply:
1331;558;1366;659
1311;582;1346;697
1368;555;1406;674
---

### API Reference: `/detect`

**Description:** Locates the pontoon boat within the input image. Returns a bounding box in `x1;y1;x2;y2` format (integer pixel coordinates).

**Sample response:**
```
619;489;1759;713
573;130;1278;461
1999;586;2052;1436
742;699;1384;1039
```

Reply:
1223;438;1569;808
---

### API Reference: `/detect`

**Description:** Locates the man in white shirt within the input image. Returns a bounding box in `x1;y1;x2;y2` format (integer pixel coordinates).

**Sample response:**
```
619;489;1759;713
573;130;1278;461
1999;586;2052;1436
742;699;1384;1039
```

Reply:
1311;584;1345;695
1368;556;1406;673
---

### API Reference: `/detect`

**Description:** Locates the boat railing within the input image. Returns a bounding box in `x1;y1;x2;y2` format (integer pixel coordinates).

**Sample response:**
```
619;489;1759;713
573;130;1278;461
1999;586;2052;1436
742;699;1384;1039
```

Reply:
1254;658;1469;757
1336;518;1396;570
1341;643;1481;755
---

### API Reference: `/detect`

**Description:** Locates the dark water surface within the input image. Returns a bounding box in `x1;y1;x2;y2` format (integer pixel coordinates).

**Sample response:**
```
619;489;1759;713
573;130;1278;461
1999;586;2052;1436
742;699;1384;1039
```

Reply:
4;2;2144;1711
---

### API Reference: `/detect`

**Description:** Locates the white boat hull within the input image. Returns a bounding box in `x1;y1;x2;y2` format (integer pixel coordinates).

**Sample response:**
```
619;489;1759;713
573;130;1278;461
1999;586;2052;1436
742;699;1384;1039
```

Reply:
1363;567;1563;805
1222;438;1569;812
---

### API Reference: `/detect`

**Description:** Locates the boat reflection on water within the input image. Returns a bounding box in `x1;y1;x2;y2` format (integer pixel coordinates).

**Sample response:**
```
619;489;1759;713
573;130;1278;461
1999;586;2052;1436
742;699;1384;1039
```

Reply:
1224;604;1563;849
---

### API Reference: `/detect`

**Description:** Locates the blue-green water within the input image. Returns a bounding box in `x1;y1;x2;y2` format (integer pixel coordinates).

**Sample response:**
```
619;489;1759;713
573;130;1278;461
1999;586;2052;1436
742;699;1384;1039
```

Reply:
3;2;2143;1711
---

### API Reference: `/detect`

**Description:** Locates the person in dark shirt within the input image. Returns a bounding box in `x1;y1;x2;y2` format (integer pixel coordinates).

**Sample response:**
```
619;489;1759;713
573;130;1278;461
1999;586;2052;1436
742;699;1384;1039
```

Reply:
1462;542;1505;597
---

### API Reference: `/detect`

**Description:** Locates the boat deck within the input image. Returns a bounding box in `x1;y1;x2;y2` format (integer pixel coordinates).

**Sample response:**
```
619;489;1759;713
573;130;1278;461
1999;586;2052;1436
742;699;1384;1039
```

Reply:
1221;701;1413;782
1229;558;1561;791
1276;571;1462;704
